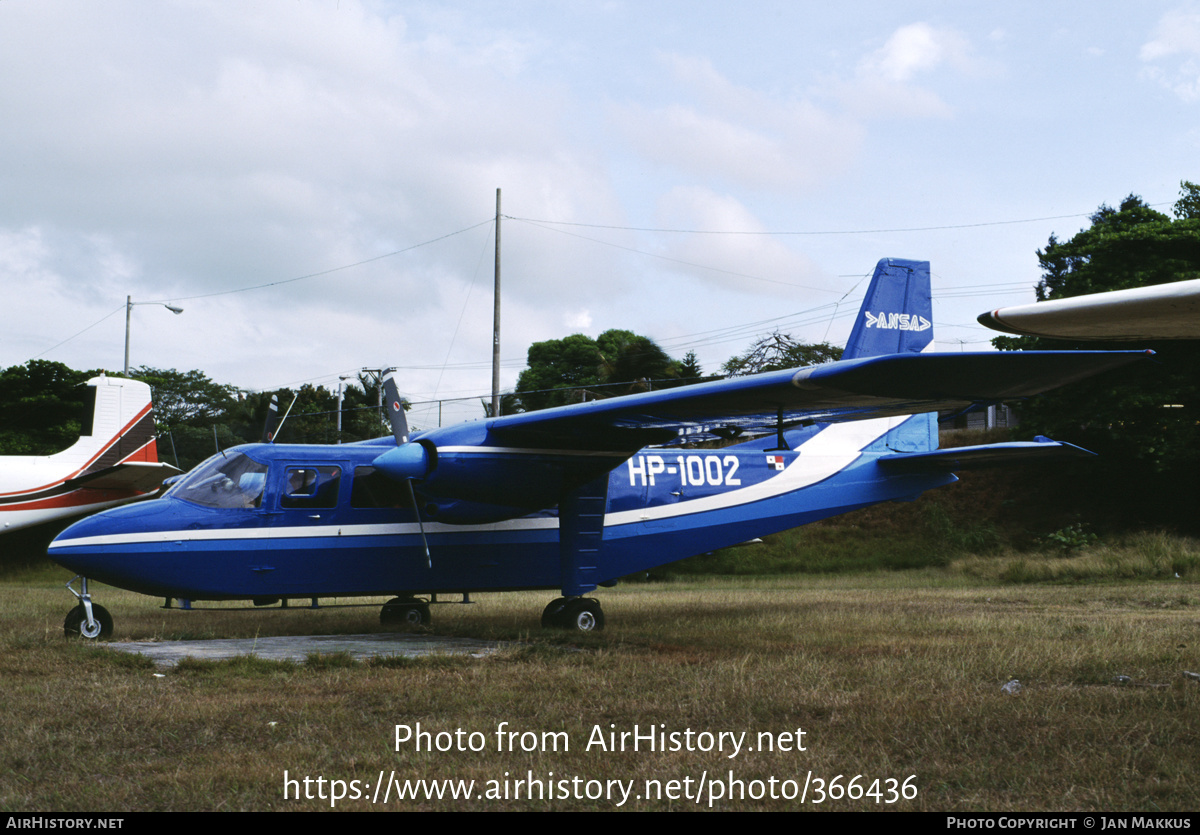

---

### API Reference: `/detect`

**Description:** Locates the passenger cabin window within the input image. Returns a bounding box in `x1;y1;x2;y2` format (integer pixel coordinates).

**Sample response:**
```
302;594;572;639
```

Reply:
282;466;341;509
351;466;414;509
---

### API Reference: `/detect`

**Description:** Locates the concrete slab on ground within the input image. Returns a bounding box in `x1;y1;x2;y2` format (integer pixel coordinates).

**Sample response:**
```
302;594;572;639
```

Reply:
103;632;509;666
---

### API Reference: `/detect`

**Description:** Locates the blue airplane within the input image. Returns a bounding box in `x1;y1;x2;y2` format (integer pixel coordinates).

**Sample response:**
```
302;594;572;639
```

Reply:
48;259;1148;638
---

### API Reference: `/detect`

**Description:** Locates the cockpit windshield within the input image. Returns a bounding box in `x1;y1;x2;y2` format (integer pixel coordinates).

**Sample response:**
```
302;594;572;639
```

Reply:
167;451;268;509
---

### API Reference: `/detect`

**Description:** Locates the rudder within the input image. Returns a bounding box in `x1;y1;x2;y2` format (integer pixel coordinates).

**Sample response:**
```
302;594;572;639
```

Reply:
51;376;159;472
843;259;932;360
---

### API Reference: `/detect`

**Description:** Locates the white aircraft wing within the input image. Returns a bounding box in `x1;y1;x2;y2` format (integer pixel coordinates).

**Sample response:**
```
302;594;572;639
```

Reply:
978;279;1200;341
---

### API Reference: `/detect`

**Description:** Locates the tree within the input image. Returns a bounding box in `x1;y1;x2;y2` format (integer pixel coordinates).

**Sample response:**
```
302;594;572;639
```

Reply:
1174;179;1200;220
678;351;704;381
722;332;842;377
340;375;391;441
0;361;98;455
596;329;677;394
1016;191;1200;307
237;378;388;446
995;184;1200;530
128;367;238;469
516;334;605;410
132;367;239;430
515;330;682;410
482;393;523;418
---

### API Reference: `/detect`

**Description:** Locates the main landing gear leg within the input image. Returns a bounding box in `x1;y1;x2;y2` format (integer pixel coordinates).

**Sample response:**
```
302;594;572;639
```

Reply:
549;474;608;632
63;576;113;640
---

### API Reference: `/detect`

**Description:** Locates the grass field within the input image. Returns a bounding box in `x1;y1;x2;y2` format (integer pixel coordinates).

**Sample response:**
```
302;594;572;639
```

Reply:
2;557;1197;812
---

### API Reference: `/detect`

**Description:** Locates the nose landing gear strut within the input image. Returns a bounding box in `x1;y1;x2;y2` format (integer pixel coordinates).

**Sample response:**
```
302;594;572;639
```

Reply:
63;576;113;640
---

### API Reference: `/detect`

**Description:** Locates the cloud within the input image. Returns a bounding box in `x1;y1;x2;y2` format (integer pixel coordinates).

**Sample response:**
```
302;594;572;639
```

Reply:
563;309;593;331
650;187;830;297
1140;8;1200;101
840;23;978;119
0;0;628;407
611;23;977;193
611;54;862;191
858;23;973;83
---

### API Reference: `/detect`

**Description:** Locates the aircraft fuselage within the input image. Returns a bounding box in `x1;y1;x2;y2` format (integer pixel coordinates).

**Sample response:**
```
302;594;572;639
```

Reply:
48;416;954;602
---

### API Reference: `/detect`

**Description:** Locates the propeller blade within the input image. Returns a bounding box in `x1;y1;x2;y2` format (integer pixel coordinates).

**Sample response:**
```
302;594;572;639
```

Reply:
405;480;432;569
381;372;410;444
261;394;280;443
381;372;429;567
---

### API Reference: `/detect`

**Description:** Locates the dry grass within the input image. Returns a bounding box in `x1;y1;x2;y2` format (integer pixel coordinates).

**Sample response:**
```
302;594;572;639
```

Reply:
2;564;1198;812
948;532;1200;584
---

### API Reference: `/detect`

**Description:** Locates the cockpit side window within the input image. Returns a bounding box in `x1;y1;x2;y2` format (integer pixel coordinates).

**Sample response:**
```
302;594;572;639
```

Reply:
167;451;267;509
282;466;341;509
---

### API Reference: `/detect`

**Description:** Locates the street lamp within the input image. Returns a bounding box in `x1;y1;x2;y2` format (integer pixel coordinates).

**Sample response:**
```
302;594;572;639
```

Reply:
124;295;184;376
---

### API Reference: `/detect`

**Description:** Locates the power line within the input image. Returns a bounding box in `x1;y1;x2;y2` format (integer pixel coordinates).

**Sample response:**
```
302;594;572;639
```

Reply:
29;305;125;361
28;219;495;363
144;218;494;304
504;203;1176;236
511;216;839;293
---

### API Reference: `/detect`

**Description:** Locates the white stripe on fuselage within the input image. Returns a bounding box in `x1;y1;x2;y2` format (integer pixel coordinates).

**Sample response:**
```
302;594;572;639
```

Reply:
437;446;629;457
47;516;560;549
50;417;899;549
605;418;892;525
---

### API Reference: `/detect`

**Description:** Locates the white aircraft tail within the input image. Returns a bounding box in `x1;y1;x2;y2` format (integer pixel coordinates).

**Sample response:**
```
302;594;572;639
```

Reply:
51;376;161;474
0;375;169;533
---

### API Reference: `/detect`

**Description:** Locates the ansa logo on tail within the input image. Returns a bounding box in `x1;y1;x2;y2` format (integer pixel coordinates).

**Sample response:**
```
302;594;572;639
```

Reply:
864;311;931;332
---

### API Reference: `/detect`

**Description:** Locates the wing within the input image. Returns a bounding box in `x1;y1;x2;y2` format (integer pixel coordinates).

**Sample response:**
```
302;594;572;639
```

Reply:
371;350;1149;520
66;461;181;494
978;279;1200;341
478;350;1151;447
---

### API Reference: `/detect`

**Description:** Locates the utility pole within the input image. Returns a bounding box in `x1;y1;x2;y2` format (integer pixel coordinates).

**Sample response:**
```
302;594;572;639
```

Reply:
336;374;353;443
492;187;501;418
124;295;183;376
360;366;397;430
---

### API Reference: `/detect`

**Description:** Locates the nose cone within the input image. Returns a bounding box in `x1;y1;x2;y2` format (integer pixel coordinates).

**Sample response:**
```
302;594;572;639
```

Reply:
48;500;180;592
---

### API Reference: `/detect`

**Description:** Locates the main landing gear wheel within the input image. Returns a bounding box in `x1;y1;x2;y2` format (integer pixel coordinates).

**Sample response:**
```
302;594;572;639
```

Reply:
63;603;113;640
541;597;570;629
542;597;604;632
380;597;431;627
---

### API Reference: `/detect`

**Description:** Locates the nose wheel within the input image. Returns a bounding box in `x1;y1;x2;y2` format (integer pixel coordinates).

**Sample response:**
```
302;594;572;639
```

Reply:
64;603;113;639
63;577;113;640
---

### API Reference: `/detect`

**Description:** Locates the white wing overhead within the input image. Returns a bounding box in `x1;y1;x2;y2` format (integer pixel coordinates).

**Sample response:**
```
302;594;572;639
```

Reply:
979;279;1200;341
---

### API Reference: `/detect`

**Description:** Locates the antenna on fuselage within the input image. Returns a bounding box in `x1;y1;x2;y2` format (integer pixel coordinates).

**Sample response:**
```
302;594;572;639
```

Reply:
271;393;299;443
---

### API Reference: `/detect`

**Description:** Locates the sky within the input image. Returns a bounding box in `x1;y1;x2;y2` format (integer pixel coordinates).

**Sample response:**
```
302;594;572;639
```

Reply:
2;1;1199;429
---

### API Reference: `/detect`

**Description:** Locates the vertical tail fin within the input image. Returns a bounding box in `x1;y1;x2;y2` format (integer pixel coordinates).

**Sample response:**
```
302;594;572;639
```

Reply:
843;259;933;360
844;259;937;453
52;376;159;472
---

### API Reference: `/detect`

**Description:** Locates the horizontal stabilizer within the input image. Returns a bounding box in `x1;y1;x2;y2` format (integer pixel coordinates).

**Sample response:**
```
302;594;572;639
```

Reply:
877;437;1094;472
66;462;181;493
